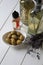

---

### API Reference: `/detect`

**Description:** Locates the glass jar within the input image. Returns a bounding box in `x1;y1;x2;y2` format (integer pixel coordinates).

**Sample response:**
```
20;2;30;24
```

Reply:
20;0;34;25
20;0;43;35
28;10;43;35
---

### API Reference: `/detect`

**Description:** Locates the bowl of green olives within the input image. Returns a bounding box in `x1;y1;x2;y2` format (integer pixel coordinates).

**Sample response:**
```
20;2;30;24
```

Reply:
2;30;26;46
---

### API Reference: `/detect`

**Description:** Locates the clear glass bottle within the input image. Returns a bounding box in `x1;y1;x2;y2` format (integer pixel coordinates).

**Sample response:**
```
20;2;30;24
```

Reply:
28;10;43;35
20;0;34;25
28;0;43;35
20;0;43;35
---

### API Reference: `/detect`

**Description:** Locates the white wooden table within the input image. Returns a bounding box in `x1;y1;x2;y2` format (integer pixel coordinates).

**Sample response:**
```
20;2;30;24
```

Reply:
0;0;43;65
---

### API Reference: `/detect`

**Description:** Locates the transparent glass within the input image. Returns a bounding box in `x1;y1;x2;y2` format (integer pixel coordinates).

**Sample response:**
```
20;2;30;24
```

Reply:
20;0;43;35
20;0;34;25
28;10;43;35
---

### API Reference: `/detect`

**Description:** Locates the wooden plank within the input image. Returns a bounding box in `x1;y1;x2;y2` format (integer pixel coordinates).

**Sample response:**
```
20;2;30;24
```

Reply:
0;15;12;63
22;49;43;65
0;0;3;4
22;54;42;65
1;44;28;65
0;1;28;65
0;5;28;65
0;0;18;29
0;1;20;63
0;14;28;65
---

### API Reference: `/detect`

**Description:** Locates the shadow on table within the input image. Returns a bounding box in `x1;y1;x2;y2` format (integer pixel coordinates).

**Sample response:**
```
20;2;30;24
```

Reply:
11;43;29;50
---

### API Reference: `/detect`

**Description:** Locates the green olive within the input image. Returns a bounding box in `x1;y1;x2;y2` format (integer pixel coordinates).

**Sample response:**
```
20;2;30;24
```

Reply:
19;35;24;41
11;38;16;45
17;40;22;45
11;35;17;39
11;31;16;35
6;37;11;44
7;33;11;38
17;32;21;36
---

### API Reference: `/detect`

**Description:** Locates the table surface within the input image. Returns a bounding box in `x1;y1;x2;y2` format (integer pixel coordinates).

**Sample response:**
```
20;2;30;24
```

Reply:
0;0;43;65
